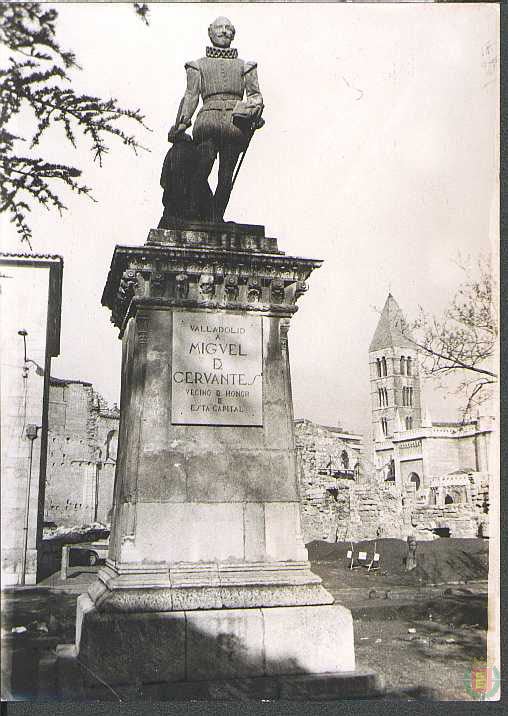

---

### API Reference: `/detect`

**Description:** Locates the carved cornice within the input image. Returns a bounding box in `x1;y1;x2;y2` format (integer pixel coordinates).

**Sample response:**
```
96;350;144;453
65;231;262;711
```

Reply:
102;230;322;335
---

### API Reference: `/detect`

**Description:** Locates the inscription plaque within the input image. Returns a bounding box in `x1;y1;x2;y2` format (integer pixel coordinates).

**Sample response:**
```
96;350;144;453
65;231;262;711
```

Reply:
171;311;263;425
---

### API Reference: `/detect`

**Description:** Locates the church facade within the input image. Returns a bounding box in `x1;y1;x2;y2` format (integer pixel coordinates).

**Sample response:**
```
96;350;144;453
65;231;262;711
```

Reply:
369;294;492;538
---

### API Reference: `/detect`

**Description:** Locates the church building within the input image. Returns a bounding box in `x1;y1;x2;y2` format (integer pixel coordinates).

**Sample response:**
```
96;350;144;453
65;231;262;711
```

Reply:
369;294;492;537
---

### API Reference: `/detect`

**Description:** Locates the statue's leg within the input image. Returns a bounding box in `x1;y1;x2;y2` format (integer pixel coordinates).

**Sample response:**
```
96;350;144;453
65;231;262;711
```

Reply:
192;139;217;221
214;144;242;222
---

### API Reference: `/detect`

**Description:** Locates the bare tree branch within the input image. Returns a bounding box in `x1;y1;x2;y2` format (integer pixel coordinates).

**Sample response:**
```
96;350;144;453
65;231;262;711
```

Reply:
402;254;497;417
0;3;151;247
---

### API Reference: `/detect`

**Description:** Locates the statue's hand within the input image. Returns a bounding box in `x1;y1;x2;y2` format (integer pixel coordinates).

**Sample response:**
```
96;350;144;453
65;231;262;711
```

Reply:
252;104;263;120
251;104;265;130
168;123;188;142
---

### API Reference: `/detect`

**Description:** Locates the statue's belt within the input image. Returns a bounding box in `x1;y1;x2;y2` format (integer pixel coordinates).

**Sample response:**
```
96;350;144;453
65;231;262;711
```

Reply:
201;95;242;112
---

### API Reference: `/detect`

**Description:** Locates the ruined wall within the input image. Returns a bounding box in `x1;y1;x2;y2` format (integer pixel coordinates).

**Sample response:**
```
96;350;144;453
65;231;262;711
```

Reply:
296;419;410;542
347;481;406;541
299;472;353;543
297;418;491;543
410;472;490;539
45;381;118;527
295;419;361;542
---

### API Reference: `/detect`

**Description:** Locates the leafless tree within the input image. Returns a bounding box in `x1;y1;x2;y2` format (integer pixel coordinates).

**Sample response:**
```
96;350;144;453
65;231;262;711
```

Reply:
407;254;497;418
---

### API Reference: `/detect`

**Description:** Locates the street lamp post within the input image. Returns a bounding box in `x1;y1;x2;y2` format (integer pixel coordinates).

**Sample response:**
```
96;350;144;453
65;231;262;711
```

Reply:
21;424;40;585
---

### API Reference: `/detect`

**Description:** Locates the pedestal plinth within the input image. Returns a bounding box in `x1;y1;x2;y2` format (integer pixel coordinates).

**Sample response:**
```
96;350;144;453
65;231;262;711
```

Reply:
61;223;373;695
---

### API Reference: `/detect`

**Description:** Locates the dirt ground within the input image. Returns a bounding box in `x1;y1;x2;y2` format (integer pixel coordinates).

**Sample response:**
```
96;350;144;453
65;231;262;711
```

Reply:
1;538;490;702
309;538;489;700
354;597;487;700
308;537;489;588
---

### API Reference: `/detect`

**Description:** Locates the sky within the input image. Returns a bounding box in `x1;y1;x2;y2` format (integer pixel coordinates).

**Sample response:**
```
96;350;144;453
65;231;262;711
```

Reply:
2;2;499;437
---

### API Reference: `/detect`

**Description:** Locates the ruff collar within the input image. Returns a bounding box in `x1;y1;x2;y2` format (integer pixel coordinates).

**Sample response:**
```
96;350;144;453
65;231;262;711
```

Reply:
206;46;238;59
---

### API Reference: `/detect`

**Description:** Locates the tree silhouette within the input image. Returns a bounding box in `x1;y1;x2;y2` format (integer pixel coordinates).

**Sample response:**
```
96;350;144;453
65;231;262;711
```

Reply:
407;255;496;417
0;3;150;249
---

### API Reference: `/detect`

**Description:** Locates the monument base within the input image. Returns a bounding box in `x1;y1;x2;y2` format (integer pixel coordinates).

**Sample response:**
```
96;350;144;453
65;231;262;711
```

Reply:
62;595;361;689
87;561;333;612
86;224;380;698
56;646;383;700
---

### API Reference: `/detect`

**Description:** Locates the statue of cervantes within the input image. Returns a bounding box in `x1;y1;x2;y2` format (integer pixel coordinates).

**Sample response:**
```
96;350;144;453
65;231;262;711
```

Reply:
162;17;264;225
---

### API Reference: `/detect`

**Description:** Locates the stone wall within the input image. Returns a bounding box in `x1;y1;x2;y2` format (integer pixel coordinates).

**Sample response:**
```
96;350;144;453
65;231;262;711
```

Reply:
44;380;118;527
409;472;490;539
296;419;490;544
295;419;362;542
347;481;406;541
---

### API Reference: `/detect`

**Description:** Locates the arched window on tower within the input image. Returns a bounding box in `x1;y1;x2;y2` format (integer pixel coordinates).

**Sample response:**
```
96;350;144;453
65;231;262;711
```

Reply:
381;356;387;376
400;356;406;375
407;357;412;376
409;387;413;407
379;388;388;407
376;358;381;377
402;387;407;407
405;416;413;430
381;417;388;437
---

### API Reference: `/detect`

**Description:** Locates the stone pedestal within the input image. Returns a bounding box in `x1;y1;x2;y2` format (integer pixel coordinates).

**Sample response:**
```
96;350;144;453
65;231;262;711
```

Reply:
61;223;372;695
73;594;355;686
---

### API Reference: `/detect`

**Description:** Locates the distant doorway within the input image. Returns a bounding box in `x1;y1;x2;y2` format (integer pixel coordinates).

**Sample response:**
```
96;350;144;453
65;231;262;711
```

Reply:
408;472;420;491
432;527;450;538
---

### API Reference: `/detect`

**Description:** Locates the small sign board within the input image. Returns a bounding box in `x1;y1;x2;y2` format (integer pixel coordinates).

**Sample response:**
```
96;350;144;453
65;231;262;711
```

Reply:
171;311;263;426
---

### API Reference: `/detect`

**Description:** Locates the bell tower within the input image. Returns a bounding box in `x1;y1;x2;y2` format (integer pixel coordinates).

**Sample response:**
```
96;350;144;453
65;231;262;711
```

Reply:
369;294;422;443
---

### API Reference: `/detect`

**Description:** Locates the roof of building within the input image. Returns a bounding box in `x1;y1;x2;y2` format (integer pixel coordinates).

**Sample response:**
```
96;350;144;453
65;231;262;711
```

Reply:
0;252;63;262
50;376;92;387
369;293;415;352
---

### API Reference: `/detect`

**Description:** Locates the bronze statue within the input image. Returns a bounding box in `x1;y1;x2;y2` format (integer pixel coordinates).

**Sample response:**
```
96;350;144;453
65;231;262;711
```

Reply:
166;17;264;224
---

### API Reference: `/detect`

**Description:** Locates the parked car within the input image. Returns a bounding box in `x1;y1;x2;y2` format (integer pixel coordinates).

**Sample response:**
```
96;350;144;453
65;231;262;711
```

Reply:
68;541;109;567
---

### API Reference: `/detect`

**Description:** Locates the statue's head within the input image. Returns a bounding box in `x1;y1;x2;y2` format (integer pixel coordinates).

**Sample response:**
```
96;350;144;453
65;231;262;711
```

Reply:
208;17;235;48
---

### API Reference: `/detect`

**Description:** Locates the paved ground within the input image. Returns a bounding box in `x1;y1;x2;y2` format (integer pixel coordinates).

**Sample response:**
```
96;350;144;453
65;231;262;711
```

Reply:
1;564;488;702
37;566;98;591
